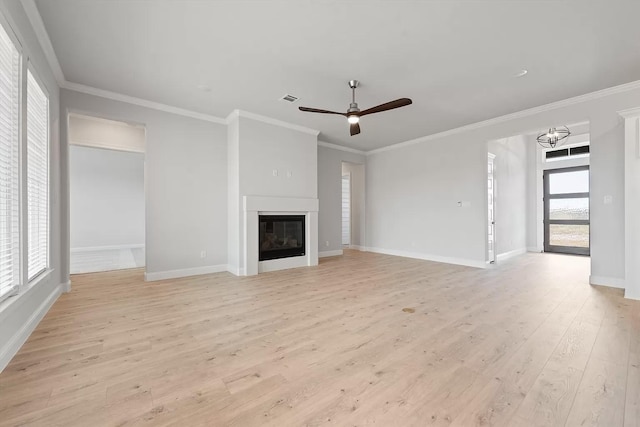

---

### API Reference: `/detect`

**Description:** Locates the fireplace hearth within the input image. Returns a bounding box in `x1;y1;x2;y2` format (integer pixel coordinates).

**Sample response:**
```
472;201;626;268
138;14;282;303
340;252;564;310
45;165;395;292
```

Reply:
259;215;306;261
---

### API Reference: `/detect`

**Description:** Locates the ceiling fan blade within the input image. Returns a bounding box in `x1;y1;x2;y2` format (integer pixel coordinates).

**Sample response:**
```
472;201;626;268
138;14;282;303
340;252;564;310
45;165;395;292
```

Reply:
359;98;412;116
298;106;346;116
350;122;361;136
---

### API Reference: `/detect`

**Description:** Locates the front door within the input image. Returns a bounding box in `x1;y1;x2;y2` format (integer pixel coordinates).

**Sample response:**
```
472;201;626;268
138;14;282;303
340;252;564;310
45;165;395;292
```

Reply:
543;166;590;255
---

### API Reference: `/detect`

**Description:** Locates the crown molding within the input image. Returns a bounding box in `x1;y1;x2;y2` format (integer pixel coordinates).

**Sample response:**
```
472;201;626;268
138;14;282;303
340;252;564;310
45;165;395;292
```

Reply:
21;0;65;85
618;106;640;119
227;109;320;136
62;81;227;124
367;79;640;156
317;140;366;155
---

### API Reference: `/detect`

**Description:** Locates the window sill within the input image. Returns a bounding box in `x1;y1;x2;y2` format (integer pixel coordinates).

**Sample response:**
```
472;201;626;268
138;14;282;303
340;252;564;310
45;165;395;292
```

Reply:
0;269;54;319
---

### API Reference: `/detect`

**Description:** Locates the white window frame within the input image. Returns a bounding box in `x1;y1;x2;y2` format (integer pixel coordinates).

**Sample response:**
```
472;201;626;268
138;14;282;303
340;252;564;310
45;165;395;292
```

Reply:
0;16;22;303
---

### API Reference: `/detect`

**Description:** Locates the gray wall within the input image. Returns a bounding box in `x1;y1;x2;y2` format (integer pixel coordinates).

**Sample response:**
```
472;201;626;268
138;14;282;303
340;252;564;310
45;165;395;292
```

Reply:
366;86;640;279
70;145;145;249
366;137;487;266
317;145;365;254
60;89;228;277
488;135;527;257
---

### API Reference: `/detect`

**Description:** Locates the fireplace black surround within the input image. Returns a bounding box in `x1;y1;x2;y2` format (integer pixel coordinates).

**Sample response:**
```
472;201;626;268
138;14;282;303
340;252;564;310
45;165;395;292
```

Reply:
259;215;306;261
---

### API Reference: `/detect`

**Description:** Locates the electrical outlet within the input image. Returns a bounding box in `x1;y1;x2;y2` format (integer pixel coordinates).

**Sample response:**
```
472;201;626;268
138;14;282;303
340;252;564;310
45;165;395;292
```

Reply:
272;169;278;177
200;250;206;258
287;170;292;178
325;241;330;247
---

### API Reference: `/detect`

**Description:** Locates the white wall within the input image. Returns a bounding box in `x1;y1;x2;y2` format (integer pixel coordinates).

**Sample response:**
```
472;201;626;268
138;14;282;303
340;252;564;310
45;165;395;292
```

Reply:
366;85;640;280
367;138;487;267
317;145;366;254
488;135;527;259
226;112;318;274
0;0;63;371
70;145;144;249
342;161;365;248
60;89;228;279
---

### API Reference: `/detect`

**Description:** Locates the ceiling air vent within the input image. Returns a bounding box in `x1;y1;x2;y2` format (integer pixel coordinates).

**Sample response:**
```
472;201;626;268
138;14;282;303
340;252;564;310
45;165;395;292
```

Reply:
280;94;299;103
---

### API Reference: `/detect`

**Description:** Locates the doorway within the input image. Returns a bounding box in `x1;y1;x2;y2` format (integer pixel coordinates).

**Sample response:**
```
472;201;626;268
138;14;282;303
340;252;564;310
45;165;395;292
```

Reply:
69;113;146;273
543;166;590;255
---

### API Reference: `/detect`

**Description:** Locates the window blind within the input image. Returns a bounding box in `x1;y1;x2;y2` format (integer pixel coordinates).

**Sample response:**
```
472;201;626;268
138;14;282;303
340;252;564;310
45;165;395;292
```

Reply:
0;23;20;301
26;70;48;280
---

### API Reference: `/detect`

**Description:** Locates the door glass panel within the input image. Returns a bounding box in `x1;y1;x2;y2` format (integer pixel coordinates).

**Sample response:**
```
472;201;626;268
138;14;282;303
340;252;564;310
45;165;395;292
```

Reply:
549;198;589;220
549;224;589;248
548;170;589;194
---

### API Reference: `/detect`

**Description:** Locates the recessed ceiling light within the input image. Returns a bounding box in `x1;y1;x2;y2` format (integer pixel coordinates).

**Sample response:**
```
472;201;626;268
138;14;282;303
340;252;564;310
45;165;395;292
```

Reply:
197;84;212;92
515;69;528;78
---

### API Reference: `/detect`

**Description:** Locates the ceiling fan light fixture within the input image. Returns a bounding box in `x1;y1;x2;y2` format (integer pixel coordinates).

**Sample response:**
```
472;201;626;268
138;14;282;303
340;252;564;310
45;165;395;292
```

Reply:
347;115;360;124
537;126;571;148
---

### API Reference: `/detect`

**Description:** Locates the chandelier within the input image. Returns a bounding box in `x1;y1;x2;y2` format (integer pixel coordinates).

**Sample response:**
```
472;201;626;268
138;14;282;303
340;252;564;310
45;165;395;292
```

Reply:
536;126;571;148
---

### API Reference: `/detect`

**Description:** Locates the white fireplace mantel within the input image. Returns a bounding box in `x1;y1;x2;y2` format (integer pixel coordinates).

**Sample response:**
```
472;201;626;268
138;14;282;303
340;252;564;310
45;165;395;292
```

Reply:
243;196;319;276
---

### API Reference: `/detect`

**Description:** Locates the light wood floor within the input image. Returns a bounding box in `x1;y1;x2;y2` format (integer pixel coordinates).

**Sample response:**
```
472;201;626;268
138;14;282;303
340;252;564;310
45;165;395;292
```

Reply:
0;250;638;426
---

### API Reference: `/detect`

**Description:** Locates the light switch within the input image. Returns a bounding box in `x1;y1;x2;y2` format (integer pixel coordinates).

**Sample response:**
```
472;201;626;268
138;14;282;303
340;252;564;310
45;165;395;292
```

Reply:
604;195;613;205
272;169;278;177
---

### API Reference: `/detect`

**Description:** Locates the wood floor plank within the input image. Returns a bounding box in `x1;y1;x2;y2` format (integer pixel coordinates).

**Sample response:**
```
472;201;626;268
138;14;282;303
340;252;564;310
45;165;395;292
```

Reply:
0;250;637;426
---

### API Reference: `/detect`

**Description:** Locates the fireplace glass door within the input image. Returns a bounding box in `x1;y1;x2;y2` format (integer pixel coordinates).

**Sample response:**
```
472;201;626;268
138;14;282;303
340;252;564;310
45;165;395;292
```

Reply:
259;215;306;261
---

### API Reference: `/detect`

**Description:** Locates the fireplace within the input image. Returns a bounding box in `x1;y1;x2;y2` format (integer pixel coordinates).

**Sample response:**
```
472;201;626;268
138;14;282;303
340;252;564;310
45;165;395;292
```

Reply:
259;215;306;261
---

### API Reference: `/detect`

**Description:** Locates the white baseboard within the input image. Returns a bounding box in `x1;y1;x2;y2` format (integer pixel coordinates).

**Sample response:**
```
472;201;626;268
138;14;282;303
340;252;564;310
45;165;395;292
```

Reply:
0;281;65;372
364;246;486;269
319;250;343;258
71;244;144;253
349;245;366;251
527;246;543;253
624;291;640;301
144;264;228;281
62;280;71;293
496;248;527;262
589;275;626;289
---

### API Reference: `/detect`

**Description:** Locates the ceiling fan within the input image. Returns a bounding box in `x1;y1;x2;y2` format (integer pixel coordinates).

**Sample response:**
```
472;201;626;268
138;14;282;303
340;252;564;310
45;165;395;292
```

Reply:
298;80;412;136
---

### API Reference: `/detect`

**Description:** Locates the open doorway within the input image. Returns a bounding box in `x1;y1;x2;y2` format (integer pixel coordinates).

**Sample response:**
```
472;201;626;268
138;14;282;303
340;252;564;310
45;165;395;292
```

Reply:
69;113;146;274
341;161;365;250
342;172;350;246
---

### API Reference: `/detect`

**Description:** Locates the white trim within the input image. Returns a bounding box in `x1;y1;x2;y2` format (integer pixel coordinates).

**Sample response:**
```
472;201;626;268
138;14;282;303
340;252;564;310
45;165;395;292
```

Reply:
144;264;228;281
367;79;640;156
318;140;366;155
319;250;343;258
349;245;366;251
62;81;227;124
618;106;640;119
226;265;244;276
0;280;65;372
364;246;486;269
624;291;640;301
226;109;320;136
62;280;71;293
496;248;527;262
70;244;144;253
527;246;543;253
589;275;626;290
21;0;65;85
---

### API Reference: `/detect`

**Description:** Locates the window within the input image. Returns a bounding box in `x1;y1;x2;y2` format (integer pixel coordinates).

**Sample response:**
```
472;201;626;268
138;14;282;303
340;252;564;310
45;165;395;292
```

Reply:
26;70;48;280
0;23;20;301
544;143;590;162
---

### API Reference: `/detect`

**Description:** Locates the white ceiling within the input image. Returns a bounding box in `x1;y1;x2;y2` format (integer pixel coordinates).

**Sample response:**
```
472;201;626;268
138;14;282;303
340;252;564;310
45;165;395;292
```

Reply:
34;0;640;151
